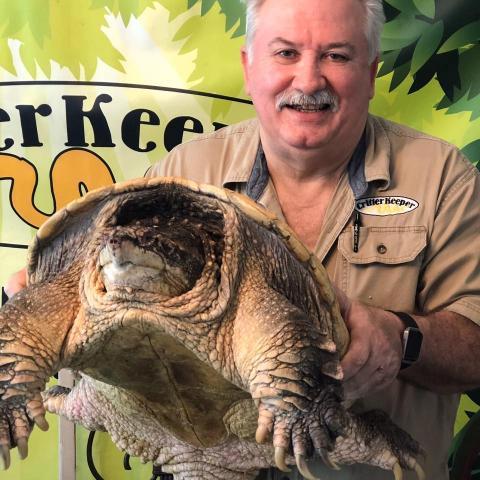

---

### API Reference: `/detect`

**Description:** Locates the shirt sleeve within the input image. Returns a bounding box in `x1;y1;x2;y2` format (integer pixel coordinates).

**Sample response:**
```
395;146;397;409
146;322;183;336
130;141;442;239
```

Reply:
417;152;480;325
145;148;182;178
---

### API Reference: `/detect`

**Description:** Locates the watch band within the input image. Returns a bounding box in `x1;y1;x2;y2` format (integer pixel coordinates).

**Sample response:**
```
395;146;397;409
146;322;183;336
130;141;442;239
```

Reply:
388;310;419;329
387;310;423;369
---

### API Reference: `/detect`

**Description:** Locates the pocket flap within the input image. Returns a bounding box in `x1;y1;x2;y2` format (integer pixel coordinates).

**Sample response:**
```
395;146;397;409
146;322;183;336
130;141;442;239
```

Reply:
338;226;427;264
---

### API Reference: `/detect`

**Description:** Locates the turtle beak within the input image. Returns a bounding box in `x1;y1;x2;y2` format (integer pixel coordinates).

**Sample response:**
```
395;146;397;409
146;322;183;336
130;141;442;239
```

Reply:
99;236;166;270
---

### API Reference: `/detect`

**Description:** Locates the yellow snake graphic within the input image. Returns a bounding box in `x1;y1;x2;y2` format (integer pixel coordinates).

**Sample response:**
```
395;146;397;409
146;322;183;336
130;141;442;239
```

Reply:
0;149;115;228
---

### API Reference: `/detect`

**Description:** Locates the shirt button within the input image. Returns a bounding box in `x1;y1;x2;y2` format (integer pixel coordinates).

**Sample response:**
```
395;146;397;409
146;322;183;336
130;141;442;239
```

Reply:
377;244;387;254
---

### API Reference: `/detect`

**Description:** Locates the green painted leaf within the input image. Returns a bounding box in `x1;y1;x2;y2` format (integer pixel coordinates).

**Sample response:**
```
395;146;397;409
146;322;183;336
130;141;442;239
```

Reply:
409;56;437;94
91;0;158;25
0;38;15;75
381;15;425;51
436;51;461;100
383;0;417;14
389;61;411;91
0;0;51;46
28;1;124;79
434;45;479;117
377;50;401;77
200;0;216;16
441;90;480;121
438;20;480;53
383;2;401;22
412;0;435;19
172;3;246;118
411;21;444;74
462;141;480;165
0;1;126;79
156;0;189;21
218;0;246;37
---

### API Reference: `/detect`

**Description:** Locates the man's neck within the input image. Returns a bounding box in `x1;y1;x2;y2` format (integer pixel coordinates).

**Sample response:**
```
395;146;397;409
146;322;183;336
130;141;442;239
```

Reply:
258;129;364;250
259;131;358;184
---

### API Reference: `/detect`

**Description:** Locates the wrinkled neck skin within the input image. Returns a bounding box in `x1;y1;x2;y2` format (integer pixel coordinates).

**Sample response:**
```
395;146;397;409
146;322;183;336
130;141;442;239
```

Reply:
60;204;243;374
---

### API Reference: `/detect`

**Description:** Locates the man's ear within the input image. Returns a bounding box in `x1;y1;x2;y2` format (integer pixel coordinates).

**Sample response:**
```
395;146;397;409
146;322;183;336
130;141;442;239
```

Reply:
369;56;379;99
241;46;251;96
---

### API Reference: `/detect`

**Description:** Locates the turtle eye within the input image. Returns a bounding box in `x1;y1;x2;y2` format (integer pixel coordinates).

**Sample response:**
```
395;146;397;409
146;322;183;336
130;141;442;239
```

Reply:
141;231;154;244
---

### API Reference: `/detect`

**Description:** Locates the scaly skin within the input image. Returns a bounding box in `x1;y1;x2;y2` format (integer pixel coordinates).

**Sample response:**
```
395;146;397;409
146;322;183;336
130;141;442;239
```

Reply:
43;375;423;480
0;269;81;468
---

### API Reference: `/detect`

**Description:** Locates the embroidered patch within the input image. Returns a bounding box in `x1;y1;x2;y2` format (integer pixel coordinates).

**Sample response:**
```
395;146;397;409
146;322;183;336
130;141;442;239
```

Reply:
355;196;419;216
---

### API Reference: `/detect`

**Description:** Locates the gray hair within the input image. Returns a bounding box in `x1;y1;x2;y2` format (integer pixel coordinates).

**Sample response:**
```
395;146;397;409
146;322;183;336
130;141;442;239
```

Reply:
243;0;385;63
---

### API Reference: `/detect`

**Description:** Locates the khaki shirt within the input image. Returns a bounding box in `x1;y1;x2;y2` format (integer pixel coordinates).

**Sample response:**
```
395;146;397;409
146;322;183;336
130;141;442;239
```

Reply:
148;115;480;480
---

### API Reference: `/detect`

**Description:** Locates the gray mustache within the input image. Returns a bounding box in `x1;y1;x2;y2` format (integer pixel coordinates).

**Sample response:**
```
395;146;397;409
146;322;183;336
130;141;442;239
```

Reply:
276;90;339;112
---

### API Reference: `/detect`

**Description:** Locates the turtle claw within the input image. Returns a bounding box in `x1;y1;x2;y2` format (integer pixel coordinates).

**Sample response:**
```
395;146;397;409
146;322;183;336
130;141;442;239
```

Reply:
414;461;426;480
34;414;49;431
393;462;403;480
0;445;10;470
17;437;28;460
392;461;425;480
255;424;270;444
295;454;319;480
274;446;291;472
319;448;339;470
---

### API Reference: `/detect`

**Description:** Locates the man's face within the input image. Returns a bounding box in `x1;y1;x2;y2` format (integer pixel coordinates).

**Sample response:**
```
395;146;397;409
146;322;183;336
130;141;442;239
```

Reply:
242;0;378;156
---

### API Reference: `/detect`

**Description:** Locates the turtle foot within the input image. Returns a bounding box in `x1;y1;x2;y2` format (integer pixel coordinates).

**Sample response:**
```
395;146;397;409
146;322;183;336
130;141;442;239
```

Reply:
0;392;48;469
43;377;108;432
255;386;347;480
255;392;424;480
42;385;71;415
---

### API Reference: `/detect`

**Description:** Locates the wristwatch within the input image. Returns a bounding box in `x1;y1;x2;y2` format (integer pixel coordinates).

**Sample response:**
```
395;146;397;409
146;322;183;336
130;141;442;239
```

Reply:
388;311;423;370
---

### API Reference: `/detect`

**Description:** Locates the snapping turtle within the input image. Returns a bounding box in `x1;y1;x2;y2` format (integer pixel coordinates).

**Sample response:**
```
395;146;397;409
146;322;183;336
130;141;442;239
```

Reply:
0;177;424;479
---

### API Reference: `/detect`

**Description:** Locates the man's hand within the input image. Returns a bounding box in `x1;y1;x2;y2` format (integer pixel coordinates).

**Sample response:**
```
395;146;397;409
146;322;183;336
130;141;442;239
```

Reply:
4;268;27;299
334;288;405;402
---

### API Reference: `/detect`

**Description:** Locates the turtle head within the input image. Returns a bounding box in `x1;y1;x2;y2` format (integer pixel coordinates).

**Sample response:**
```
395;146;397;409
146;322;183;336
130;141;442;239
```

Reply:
98;216;205;297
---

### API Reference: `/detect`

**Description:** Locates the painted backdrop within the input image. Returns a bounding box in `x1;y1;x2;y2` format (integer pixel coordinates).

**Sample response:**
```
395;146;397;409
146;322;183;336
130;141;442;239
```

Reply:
0;0;478;478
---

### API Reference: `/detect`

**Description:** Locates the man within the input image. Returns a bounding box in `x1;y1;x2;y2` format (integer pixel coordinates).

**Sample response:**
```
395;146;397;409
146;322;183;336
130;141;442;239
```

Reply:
6;0;480;478
146;0;480;479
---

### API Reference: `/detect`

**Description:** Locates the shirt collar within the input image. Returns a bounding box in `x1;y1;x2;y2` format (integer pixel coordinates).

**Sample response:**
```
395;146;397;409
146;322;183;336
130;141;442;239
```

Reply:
363;114;391;192
223;114;392;199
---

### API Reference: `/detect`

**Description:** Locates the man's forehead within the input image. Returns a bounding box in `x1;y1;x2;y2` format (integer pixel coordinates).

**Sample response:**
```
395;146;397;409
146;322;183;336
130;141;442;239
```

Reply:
252;0;368;49
268;36;356;52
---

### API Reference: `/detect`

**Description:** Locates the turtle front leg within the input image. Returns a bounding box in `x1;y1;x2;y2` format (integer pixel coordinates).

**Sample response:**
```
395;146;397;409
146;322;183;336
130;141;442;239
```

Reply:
231;286;425;480
232;286;346;476
0;278;80;468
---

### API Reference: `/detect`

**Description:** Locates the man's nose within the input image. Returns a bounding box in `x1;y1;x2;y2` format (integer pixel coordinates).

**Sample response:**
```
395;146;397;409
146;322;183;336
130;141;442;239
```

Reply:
291;56;326;95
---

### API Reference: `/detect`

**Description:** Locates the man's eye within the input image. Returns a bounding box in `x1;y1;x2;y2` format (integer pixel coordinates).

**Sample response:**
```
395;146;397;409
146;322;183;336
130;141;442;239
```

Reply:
277;49;297;59
327;52;348;62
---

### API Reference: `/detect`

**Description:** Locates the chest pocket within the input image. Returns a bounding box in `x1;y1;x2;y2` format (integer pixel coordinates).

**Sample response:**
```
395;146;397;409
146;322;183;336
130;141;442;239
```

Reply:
336;226;427;310
338;226;427;264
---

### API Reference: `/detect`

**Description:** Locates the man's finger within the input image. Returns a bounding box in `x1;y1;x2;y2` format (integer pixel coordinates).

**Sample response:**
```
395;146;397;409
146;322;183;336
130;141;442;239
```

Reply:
333;284;351;317
340;339;370;380
4;268;27;298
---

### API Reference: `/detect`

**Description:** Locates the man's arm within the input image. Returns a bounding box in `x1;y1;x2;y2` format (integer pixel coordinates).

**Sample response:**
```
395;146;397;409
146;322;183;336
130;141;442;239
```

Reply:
407;310;480;392
338;295;480;401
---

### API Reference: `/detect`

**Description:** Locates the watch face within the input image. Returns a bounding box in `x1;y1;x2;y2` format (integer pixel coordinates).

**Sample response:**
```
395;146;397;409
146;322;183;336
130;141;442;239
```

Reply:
402;327;423;363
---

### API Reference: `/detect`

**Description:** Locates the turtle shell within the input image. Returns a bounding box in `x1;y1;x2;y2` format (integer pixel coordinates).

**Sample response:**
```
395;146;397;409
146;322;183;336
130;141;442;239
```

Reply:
27;176;349;447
